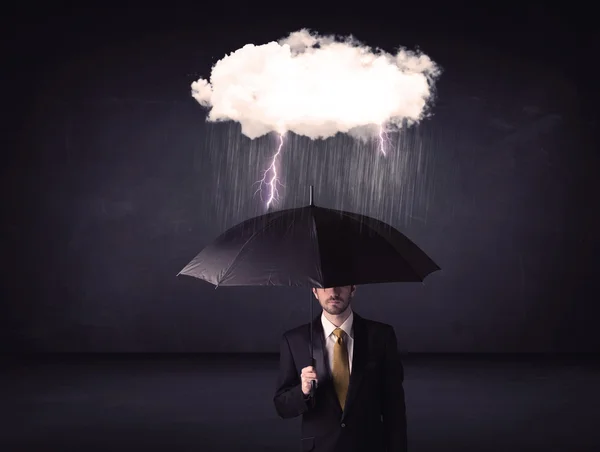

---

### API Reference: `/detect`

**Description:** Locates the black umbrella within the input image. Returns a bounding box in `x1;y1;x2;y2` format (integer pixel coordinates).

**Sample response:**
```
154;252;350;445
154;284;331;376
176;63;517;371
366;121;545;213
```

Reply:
178;186;440;395
179;187;439;287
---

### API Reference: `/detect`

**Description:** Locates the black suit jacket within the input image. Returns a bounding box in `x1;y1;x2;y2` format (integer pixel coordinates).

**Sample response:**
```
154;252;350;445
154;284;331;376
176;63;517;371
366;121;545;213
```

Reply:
273;312;407;452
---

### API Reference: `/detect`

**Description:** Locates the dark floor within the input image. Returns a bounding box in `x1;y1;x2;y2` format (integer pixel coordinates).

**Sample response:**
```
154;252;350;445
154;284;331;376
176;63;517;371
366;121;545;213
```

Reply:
2;354;599;451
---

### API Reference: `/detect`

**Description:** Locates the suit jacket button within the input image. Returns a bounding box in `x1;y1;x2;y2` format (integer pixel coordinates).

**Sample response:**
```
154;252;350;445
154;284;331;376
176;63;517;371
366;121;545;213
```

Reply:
341;423;346;428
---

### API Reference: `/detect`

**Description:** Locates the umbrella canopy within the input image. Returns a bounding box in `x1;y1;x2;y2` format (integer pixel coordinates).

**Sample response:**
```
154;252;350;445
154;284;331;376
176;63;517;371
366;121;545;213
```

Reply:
178;188;440;287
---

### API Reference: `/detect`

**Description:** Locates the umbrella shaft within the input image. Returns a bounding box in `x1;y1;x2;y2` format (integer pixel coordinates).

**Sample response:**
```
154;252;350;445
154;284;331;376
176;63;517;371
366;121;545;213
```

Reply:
309;290;313;359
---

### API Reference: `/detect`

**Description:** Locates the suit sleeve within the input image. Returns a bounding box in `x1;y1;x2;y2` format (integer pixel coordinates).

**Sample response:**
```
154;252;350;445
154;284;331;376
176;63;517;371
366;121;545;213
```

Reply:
382;326;408;452
273;333;310;419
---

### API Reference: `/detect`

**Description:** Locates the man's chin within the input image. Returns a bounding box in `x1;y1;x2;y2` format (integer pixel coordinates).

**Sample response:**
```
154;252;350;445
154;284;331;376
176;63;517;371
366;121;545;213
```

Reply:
325;305;347;315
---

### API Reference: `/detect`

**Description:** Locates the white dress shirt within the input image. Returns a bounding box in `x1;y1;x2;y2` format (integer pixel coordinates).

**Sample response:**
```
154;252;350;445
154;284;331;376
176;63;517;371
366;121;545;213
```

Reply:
321;309;354;374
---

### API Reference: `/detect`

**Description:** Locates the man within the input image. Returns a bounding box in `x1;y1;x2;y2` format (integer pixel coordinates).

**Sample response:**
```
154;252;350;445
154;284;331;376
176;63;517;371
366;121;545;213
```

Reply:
273;285;407;452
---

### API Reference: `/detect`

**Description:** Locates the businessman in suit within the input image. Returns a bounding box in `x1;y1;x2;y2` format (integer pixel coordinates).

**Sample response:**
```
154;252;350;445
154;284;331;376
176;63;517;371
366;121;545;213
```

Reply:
273;285;407;452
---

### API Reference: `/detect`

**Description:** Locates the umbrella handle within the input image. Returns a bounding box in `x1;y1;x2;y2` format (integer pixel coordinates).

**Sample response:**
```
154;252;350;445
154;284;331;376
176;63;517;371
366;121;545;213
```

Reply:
309;379;316;407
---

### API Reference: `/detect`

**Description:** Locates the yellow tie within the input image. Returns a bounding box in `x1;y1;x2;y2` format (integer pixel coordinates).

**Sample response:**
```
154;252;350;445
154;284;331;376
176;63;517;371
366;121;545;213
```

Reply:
332;328;350;409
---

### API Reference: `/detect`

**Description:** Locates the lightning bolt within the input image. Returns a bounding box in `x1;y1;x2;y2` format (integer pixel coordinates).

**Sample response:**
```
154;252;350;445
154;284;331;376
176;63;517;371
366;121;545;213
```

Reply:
254;133;285;208
253;127;386;209
378;124;390;156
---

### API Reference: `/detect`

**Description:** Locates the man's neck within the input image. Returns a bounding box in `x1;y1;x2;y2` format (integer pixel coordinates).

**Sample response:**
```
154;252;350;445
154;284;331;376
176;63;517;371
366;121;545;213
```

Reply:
323;307;352;327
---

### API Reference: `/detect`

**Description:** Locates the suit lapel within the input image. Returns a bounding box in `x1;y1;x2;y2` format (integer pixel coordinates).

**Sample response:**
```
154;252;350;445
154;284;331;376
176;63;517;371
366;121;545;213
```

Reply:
310;315;342;414
310;316;330;381
341;313;367;420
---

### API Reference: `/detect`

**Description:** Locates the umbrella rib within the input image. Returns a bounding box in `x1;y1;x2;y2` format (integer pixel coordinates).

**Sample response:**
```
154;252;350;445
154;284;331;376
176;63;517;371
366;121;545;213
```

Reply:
310;209;324;286
217;211;287;285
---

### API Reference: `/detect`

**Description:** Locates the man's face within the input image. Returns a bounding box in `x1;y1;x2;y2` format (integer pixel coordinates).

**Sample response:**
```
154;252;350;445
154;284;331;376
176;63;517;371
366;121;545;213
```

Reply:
312;285;356;316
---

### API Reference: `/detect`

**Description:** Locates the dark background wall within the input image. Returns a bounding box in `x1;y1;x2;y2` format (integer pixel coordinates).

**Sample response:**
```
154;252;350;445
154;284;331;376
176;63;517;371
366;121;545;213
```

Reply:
3;5;598;353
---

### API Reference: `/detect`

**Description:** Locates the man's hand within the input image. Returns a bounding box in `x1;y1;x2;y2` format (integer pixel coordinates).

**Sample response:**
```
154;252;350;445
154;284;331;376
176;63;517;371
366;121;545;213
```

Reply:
300;366;318;395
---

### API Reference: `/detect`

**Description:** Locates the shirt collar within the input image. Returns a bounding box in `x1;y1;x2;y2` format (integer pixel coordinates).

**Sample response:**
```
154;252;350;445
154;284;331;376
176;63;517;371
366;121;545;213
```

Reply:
321;309;354;339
